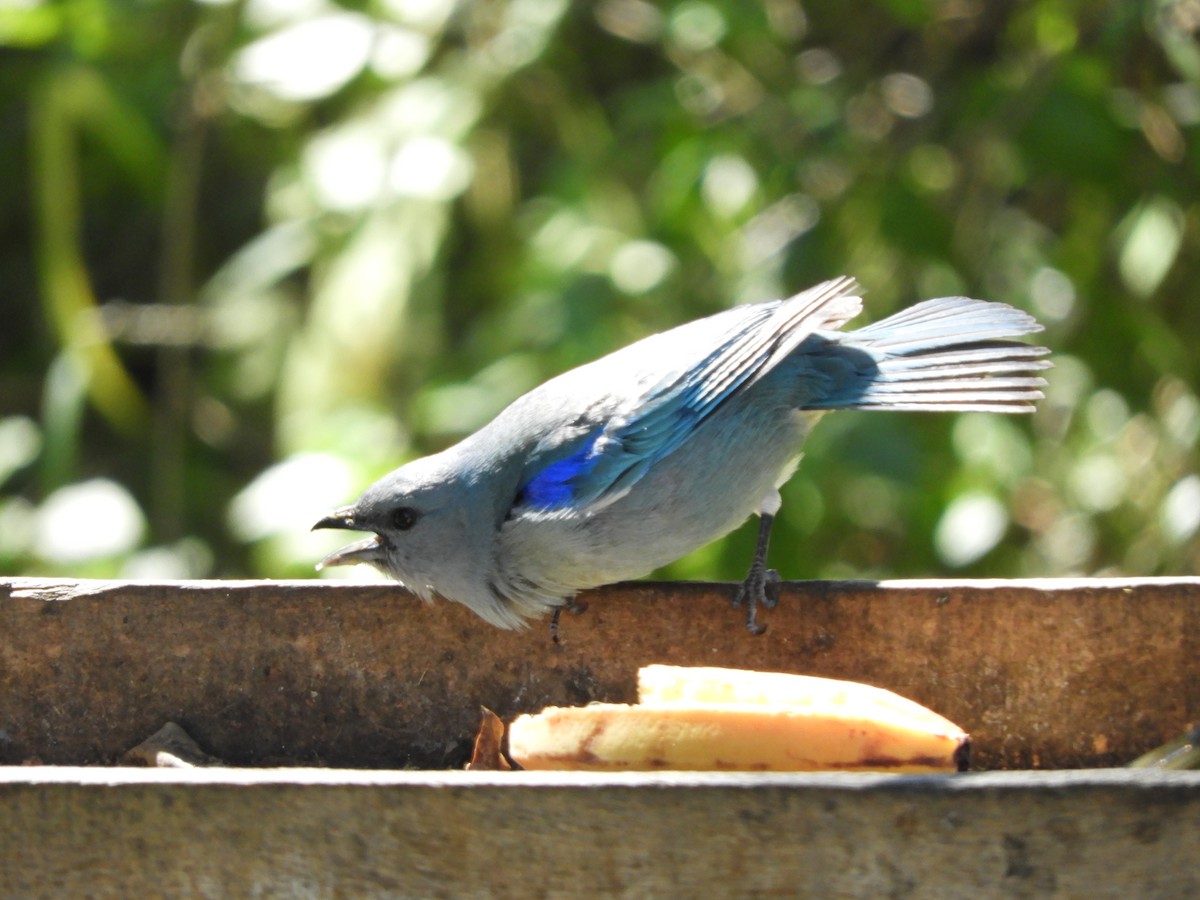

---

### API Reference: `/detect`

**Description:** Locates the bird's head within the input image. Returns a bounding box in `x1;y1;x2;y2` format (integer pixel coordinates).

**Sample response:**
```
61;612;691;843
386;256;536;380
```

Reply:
312;454;480;602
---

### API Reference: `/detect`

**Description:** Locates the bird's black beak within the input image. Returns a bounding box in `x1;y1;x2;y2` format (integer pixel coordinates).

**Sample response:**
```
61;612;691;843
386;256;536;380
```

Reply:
312;505;384;569
312;505;359;532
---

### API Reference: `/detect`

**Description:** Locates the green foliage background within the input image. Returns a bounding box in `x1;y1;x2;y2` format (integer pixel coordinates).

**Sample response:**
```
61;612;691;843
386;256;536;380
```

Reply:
1;0;1198;587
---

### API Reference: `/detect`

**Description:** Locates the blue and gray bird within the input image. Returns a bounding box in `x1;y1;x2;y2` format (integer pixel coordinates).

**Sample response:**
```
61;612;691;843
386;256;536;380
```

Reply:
314;277;1049;633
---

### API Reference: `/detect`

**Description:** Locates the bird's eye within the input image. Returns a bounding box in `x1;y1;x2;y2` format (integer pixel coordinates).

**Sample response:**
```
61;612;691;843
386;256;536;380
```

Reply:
390;506;421;531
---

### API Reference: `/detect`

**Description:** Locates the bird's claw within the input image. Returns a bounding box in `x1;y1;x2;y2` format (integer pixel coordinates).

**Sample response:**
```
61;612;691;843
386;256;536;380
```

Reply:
549;596;589;644
733;566;780;635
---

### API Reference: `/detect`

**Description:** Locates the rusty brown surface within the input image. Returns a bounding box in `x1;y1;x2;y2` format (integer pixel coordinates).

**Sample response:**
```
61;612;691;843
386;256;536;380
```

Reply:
1;577;1197;769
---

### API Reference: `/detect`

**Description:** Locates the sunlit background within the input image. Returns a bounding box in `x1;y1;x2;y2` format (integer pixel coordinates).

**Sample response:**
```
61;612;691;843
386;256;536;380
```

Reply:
1;0;1198;585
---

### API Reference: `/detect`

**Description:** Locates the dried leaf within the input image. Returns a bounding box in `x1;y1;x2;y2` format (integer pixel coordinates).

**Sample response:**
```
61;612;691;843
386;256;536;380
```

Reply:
466;707;511;771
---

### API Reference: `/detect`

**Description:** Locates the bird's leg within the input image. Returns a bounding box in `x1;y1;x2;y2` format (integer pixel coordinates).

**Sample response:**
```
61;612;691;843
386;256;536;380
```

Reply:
549;596;590;644
732;512;781;635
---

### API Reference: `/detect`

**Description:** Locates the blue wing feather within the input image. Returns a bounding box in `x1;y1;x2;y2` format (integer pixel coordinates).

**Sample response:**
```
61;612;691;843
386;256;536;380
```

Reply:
512;284;1047;514
517;430;604;508
515;278;863;512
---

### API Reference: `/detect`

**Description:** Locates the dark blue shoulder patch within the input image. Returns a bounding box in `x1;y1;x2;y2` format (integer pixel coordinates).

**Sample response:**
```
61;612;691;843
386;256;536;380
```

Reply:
518;431;604;510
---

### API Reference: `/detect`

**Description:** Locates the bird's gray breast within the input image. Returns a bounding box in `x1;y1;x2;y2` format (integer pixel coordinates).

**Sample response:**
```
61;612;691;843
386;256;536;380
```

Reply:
495;380;815;598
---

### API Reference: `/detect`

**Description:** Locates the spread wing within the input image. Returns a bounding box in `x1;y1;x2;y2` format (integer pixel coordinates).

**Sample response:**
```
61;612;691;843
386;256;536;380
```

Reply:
512;277;863;514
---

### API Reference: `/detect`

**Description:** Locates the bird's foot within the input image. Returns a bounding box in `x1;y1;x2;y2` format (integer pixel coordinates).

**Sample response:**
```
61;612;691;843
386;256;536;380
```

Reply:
733;565;781;635
549;596;589;644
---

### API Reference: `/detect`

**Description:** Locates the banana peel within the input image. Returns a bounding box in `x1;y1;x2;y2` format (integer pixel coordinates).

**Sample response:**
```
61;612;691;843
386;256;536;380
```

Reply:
507;665;970;773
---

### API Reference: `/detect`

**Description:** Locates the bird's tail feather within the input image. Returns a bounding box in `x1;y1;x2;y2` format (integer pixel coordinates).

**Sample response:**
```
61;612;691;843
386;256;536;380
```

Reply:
806;297;1051;413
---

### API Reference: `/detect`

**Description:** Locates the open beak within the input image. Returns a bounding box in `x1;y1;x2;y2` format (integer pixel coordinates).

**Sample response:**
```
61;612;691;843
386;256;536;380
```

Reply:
312;506;384;569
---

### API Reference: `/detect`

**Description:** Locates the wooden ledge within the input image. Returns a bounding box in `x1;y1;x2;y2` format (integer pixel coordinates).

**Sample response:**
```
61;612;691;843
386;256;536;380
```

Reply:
2;576;1197;769
3;578;1198;894
3;767;1200;895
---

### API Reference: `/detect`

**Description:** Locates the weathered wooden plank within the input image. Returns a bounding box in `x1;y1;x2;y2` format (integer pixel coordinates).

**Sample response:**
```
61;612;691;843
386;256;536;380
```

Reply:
3;768;1199;897
2;577;1197;769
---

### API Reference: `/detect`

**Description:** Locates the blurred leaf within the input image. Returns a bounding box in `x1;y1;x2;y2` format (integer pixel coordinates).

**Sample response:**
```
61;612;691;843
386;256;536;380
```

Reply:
1117;196;1184;299
0;2;62;47
1017;60;1127;183
31;66;164;436
2;0;1198;586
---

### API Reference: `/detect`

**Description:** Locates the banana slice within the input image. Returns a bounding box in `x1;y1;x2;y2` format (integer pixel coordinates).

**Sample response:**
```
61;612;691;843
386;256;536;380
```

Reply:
507;665;969;773
637;664;962;734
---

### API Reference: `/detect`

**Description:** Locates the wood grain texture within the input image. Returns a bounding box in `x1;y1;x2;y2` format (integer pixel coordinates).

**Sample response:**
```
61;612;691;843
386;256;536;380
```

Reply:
2;577;1197;769
3;768;1199;897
